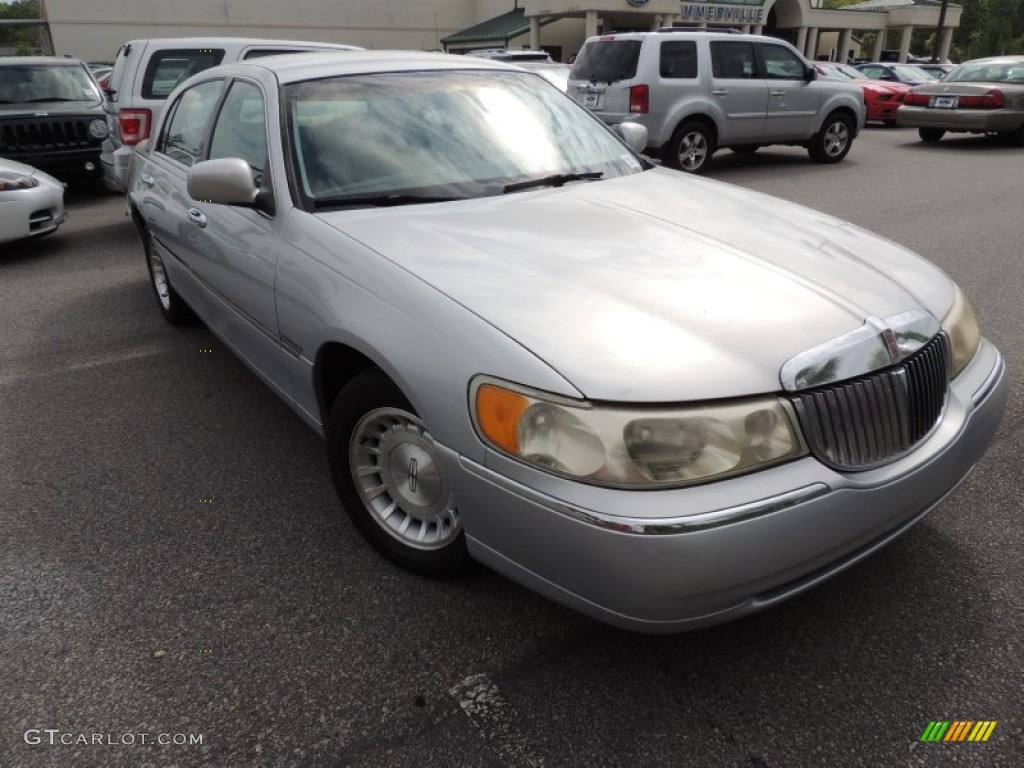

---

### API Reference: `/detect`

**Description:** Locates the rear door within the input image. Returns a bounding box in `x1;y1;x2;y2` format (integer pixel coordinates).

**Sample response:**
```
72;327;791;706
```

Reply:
708;41;768;143
757;41;820;140
567;38;643;125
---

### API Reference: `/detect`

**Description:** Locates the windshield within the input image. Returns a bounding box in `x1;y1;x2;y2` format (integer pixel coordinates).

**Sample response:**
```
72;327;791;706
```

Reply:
0;64;101;104
946;60;1024;84
286;70;643;208
830;64;865;80
891;65;932;80
570;40;642;83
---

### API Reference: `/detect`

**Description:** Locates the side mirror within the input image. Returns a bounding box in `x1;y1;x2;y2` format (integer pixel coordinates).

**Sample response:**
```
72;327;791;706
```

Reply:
614;121;648;154
806;67;817;82
187;158;258;206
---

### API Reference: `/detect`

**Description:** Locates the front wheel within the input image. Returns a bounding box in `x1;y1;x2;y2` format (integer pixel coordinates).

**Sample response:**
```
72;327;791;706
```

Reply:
665;121;715;174
139;225;193;326
918;127;945;143
326;370;470;577
808;113;854;163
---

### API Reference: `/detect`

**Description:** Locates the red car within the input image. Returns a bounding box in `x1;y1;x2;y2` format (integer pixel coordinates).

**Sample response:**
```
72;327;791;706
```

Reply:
816;62;911;125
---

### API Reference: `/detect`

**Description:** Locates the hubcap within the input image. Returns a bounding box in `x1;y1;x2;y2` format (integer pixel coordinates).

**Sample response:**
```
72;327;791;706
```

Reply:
147;238;171;311
823;122;849;157
350;408;460;550
679;131;708;171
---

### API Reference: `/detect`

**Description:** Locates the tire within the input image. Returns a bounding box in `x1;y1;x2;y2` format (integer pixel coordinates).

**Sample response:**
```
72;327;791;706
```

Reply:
808;112;854;163
918;127;945;143
731;144;760;155
665;120;715;174
139;225;194;326
326;370;470;577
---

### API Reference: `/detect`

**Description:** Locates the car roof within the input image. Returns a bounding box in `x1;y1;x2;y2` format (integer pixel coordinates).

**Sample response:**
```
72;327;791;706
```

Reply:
122;36;362;50
221;50;519;84
588;30;765;43
0;56;87;67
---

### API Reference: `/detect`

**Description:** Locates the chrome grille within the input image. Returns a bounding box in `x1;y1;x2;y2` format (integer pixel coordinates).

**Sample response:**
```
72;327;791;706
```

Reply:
792;334;951;470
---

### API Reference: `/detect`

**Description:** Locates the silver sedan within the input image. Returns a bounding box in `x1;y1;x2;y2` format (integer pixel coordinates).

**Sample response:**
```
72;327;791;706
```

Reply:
897;55;1024;143
127;51;1006;633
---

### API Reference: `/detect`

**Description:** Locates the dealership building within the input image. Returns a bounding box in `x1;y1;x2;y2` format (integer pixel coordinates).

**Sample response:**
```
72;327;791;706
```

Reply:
41;0;960;64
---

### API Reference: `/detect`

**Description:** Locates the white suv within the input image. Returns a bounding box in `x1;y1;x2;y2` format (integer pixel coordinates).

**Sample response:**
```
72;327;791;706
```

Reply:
568;30;866;173
100;37;360;190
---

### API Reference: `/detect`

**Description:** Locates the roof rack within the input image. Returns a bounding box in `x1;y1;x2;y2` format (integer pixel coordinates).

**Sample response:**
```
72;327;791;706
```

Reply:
655;26;744;34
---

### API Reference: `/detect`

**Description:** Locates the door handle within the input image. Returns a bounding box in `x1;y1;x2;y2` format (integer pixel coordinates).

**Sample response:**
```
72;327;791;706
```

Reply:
712;89;728;96
186;206;207;228
140;173;154;187
770;90;786;96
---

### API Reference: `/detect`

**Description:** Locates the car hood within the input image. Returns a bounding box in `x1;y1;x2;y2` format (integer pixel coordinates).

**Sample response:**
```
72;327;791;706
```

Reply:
316;169;954;402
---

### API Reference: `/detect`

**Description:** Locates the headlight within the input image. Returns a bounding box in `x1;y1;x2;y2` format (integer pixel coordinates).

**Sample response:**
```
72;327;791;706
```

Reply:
472;378;806;488
89;118;109;139
941;284;981;377
0;172;40;191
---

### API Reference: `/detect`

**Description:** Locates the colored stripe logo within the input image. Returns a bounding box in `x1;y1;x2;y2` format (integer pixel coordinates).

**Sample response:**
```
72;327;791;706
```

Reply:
920;721;997;742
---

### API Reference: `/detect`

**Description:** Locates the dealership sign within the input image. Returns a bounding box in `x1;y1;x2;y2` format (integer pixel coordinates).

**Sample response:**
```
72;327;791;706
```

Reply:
680;0;766;23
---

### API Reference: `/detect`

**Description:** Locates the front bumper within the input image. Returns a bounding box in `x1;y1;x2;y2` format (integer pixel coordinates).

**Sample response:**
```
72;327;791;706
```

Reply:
897;105;1024;132
442;339;1006;633
0;179;67;244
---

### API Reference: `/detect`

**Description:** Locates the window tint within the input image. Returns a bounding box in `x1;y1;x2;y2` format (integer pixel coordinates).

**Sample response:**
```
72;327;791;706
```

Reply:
660;41;698;79
209;80;268;185
570;40;642;82
244;48;310;60
859;66;884;79
761;45;806;79
159;80;223;167
711;42;757;80
142;49;225;99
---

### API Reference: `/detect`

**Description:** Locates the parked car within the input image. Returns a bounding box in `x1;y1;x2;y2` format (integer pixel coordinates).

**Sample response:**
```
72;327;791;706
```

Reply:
0;57;108;184
465;49;554;63
100;37;362;191
0;157;66;244
897;56;1024;144
128;51;1005;633
855;62;935;86
914;62;956;79
815;62;910;125
567;30;865;173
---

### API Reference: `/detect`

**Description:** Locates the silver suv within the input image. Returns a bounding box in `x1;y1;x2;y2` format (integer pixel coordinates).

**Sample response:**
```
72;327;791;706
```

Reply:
568;31;866;173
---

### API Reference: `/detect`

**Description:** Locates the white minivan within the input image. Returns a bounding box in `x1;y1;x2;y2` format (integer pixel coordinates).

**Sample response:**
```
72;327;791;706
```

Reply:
101;37;361;190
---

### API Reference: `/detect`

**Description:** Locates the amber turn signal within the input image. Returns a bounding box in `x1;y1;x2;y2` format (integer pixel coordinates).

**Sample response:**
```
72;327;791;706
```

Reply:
475;384;529;453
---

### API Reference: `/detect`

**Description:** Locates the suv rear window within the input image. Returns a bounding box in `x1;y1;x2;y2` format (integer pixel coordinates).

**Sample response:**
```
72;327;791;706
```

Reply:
660;41;698;79
142;49;225;99
570;40;642;83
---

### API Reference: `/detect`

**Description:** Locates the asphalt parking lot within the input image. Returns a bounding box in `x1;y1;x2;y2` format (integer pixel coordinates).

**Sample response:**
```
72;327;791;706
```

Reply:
1;126;1022;768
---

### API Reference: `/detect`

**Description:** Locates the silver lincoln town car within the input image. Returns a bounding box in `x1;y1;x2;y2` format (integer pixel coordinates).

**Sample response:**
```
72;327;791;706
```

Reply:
128;51;1006;633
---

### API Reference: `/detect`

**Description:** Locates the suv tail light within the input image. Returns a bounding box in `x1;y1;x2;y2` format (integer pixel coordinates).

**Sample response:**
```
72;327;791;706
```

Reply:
629;85;649;114
119;108;151;145
903;92;929;106
958;89;1004;109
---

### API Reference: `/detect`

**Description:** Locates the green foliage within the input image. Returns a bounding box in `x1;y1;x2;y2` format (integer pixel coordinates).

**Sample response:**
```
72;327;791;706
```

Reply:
0;0;41;53
954;0;1024;60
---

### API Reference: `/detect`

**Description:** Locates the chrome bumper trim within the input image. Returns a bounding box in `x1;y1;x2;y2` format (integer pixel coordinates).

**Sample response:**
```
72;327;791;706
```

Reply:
972;349;1004;405
458;455;829;535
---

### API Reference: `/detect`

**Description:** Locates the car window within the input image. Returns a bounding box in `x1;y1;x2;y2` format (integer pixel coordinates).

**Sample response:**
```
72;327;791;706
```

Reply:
659;41;698;79
570;40;642;83
209;80;268;185
244;48;311;60
859;66;884;78
0;64;101;104
142;49;225;99
711;42;757;80
107;44;131;101
159;80;223;167
760;44;806;80
947;61;1024;84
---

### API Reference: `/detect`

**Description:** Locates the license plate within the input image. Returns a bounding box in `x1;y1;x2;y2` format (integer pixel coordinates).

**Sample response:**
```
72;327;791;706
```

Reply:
582;92;603;109
933;95;958;109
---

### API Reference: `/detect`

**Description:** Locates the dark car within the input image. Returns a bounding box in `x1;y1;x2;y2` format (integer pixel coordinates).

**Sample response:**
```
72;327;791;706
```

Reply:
0;56;109;184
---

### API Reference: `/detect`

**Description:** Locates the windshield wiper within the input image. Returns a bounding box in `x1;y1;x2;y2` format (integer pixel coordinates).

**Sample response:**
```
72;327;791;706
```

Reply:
503;172;603;194
312;194;464;209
